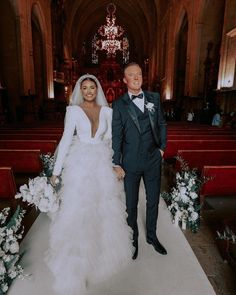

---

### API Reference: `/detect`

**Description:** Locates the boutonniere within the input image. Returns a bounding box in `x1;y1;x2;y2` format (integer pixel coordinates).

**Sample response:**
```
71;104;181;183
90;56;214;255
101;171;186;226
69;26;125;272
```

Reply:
145;102;156;113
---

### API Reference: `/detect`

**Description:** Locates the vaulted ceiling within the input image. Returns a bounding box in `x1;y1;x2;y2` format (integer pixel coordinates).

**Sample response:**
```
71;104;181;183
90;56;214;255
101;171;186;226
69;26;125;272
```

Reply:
61;0;168;61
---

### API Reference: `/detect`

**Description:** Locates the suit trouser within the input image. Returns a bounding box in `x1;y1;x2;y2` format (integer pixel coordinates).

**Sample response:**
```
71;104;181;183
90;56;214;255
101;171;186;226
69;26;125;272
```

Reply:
124;150;162;241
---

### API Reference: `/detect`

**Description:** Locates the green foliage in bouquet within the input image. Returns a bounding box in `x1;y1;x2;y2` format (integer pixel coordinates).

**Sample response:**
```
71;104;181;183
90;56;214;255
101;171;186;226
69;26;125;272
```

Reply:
39;153;55;177
0;206;26;294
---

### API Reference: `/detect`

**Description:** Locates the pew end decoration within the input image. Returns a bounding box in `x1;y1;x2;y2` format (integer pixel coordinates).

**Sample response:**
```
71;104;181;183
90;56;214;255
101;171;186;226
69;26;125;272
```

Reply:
15;153;61;213
0;206;26;294
162;156;207;233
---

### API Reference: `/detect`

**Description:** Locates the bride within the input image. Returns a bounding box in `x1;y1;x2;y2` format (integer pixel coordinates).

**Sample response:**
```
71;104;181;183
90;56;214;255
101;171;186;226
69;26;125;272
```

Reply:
47;74;133;295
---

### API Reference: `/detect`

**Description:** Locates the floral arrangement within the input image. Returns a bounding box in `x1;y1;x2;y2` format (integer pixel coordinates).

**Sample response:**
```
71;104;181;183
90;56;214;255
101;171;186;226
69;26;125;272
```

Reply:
15;153;61;213
0;206;25;294
217;226;236;243
162;156;206;232
15;176;60;213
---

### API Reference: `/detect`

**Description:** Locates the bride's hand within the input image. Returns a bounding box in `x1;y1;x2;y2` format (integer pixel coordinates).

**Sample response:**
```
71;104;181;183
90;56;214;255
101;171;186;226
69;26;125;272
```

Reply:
50;175;59;186
113;166;125;180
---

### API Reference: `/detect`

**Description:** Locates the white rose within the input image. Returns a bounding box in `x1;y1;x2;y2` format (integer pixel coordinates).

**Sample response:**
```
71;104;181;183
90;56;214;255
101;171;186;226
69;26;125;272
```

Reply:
9;242;19;254
1;283;8;293
44;185;54;198
8;269;17;279
19;184;28;194
190;192;198;199
191;212;199;221
38;198;49;212
3;254;12;262
34;177;47;194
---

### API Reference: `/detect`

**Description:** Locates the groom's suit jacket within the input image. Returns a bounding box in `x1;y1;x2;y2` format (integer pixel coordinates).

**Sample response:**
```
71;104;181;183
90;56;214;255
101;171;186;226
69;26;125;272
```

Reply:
112;91;167;172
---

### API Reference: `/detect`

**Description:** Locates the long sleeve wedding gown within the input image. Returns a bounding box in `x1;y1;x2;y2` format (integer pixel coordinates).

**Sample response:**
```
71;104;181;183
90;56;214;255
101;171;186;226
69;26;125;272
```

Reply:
45;105;133;294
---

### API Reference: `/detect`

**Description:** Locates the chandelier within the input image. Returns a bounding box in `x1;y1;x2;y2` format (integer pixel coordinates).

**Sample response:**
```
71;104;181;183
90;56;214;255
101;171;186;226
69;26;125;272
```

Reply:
92;3;129;63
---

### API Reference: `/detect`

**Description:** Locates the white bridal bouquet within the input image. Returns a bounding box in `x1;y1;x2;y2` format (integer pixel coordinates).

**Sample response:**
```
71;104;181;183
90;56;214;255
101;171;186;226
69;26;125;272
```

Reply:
15;153;61;213
15;176;60;213
162;156;206;232
0;206;25;294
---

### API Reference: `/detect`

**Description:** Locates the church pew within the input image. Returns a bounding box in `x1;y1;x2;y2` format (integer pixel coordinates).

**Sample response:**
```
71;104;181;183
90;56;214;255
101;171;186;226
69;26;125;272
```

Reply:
200;166;236;204
0;133;60;141
167;134;236;140
164;140;236;159
0;167;17;198
0;128;63;134
0;149;43;187
176;150;236;172
0;140;57;153
167;130;235;135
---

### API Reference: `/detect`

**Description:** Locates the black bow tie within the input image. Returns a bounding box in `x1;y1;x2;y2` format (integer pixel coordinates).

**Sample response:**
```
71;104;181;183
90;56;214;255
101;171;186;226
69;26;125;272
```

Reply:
131;93;143;100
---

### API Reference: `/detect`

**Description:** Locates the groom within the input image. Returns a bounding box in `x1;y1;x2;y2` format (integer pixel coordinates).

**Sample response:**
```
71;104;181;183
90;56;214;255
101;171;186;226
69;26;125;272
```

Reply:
112;62;167;260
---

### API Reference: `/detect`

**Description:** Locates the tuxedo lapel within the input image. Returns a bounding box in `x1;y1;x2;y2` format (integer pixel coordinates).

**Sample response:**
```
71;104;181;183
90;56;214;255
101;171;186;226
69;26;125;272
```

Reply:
122;93;141;133
144;92;159;144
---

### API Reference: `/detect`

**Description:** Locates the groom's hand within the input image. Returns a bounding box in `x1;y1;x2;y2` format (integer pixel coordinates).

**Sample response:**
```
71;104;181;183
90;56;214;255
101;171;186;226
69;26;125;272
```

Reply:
159;149;164;157
113;166;125;180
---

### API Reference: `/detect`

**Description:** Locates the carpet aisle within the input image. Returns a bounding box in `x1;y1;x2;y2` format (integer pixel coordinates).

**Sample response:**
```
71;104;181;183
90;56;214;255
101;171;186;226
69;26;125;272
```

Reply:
9;197;216;295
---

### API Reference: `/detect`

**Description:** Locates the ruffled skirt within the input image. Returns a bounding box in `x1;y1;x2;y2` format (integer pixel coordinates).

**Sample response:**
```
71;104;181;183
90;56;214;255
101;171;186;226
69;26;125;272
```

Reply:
45;140;133;294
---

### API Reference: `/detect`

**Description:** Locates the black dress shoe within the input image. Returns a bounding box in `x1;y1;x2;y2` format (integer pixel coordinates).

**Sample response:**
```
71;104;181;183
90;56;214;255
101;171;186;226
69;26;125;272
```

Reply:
132;240;138;260
147;237;167;255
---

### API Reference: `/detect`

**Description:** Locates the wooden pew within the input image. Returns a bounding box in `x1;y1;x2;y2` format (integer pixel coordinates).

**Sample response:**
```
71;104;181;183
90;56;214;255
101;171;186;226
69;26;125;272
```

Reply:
200;166;236;204
167;130;235;135
167;134;236;140
0;140;57;153
176;150;236;172
0;167;17;198
0;149;43;187
164;140;236;159
0;128;63;134
0;133;60;141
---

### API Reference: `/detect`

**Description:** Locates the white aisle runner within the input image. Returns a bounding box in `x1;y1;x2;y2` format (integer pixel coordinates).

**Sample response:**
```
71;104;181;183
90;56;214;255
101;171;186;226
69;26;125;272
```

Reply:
8;198;216;295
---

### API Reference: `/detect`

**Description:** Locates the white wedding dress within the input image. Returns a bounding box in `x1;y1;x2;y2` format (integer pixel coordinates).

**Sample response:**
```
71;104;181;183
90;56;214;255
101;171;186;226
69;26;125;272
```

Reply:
45;105;133;295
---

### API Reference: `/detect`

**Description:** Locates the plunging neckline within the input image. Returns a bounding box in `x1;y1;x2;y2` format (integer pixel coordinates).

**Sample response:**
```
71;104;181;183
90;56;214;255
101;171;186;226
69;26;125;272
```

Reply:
78;105;103;138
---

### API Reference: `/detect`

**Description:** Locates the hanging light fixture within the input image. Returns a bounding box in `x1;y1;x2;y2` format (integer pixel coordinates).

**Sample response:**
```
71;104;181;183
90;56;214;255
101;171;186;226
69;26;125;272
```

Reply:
92;3;129;63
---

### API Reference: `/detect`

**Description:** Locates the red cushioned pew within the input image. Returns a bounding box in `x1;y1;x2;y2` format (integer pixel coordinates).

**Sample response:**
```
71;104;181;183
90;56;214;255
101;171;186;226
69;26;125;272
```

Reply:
200;166;236;205
0;149;43;187
0;133;60;141
164;140;236;159
0;167;17;198
176;150;236;172
168;135;236;140
0;140;57;153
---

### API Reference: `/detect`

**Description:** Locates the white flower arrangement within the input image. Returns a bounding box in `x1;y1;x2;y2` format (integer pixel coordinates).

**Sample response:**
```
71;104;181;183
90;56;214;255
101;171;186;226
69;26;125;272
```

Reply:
0;206;26;294
15;153;61;213
162;156;206;232
145;102;155;113
15;176;60;213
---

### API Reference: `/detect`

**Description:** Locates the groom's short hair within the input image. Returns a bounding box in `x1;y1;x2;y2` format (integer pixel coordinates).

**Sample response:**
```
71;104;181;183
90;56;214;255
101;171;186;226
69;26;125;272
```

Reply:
123;62;142;74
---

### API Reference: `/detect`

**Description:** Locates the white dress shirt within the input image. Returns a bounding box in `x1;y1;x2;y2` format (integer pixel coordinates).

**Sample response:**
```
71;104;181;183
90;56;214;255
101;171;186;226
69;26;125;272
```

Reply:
128;91;145;112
